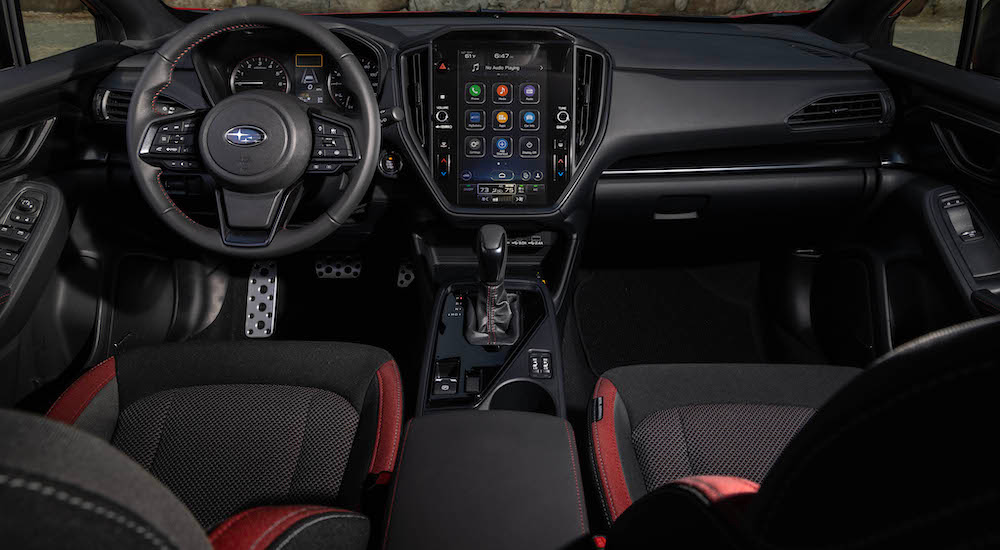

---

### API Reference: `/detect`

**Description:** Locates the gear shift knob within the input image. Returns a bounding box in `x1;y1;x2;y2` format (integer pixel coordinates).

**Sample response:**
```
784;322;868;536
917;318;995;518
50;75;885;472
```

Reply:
476;224;507;285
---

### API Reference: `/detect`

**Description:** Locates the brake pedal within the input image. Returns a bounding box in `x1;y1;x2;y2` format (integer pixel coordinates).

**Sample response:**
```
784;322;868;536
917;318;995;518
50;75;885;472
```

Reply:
315;256;362;279
245;262;276;338
397;263;415;288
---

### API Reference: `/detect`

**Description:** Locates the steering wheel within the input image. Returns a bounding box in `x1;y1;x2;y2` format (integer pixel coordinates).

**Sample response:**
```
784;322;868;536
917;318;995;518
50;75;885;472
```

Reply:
126;7;380;258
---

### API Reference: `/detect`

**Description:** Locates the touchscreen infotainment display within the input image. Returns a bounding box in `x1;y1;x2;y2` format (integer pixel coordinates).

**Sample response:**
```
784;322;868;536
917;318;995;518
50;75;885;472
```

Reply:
431;33;573;208
453;44;551;205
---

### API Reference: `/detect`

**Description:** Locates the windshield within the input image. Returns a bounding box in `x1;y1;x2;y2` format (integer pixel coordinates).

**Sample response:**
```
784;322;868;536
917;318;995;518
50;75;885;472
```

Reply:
162;0;831;17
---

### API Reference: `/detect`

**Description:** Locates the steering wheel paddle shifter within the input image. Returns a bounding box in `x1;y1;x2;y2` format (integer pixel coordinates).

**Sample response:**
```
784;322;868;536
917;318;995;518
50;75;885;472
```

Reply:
465;225;521;346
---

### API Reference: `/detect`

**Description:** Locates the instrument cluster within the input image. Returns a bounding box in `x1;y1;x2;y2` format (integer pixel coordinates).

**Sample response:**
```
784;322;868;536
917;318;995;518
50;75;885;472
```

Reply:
212;31;381;112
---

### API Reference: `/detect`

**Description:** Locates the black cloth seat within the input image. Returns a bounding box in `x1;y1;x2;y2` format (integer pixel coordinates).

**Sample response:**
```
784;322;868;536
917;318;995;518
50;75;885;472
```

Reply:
588;363;860;525
595;316;1000;549
41;341;403;531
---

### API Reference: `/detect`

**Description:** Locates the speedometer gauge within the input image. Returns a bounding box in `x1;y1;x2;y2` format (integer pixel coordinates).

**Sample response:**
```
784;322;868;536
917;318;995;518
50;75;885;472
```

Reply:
230;56;290;94
327;55;379;111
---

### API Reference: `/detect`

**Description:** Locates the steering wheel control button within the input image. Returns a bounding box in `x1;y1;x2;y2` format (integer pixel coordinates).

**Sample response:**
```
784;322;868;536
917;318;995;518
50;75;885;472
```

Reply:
466;110;484;131
493;83;512;104
465;136;485;158
520;83;540;104
245;262;277;338
465;82;485;104
492;137;512;158
520;110;540;131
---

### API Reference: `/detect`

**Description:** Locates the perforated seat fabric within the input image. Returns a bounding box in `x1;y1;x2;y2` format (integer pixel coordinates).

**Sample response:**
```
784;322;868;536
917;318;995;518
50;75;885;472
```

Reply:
44;341;403;530
588;363;860;525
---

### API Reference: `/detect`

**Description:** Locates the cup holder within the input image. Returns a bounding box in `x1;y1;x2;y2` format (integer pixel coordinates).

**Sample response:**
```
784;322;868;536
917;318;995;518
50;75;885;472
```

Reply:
484;380;556;416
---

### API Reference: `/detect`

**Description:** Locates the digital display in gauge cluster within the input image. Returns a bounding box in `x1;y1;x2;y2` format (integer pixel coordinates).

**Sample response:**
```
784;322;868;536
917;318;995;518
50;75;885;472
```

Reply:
228;44;379;112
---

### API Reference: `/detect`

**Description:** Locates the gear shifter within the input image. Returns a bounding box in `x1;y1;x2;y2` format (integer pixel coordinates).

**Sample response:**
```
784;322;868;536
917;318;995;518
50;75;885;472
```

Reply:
465;225;521;346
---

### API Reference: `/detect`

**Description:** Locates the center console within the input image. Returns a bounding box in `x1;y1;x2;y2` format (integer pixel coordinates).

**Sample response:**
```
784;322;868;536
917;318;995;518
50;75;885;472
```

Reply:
425;29;578;208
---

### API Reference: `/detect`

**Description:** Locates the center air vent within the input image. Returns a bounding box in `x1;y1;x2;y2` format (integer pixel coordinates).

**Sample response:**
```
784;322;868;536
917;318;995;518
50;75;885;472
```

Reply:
94;89;185;123
787;92;892;130
575;48;605;153
402;48;429;148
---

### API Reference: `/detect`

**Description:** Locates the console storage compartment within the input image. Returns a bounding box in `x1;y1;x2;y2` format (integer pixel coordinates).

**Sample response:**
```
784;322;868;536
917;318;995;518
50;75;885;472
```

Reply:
382;411;589;550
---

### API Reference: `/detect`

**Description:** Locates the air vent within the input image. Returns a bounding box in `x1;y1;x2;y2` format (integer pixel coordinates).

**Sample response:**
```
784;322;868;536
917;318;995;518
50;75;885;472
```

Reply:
787;93;890;130
790;43;840;59
575;48;604;152
94;89;185;123
402;48;429;148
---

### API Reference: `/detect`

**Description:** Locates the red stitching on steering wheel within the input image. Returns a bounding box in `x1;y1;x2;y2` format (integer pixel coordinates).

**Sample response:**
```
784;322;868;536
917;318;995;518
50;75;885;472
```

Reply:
157;170;197;225
151;23;263;115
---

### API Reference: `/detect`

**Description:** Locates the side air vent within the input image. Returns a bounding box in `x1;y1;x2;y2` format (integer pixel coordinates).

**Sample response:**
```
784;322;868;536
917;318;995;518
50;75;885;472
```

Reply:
94;89;185;123
787;92;891;130
575;48;604;152
402;48;429;148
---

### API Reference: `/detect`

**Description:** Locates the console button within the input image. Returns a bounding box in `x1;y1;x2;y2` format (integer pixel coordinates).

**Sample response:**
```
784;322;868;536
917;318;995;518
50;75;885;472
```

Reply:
436;154;451;178
493;110;512;131
0;249;16;264
519;137;540;159
433;380;457;395
0;263;11;276
554;154;567;182
520;82;539;104
490;170;515;182
533;171;544;181
465;136;485;158
520;110;540;131
465;82;485;104
492;137;512;158
494;82;512;104
466;110;485;130
555;109;571;124
434;109;449;123
553;138;568;152
521;171;532;181
461;170;473;182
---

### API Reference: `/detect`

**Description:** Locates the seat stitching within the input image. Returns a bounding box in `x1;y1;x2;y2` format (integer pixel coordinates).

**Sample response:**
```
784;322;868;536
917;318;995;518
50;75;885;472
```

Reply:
563;421;586;535
0;473;171;550
592;378;618;519
371;367;385;471
0;291;11;306
286;389;320;496
147;390;177;472
247;507;323;550
387;362;401;468
272;513;368;550
209;507;261;542
46;356;115;420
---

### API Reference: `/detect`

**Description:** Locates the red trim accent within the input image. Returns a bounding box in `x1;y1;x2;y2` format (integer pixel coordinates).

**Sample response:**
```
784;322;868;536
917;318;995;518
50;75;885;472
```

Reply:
369;360;403;475
46;357;117;425
209;506;352;550
591;378;632;521
673;476;759;504
672;475;759;525
890;0;914;17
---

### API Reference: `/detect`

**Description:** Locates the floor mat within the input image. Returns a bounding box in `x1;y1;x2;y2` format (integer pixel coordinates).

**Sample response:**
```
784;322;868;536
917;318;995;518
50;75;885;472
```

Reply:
574;264;765;376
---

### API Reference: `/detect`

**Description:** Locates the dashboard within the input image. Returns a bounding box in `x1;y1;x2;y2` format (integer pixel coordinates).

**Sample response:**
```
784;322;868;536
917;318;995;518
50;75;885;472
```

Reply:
98;14;893;222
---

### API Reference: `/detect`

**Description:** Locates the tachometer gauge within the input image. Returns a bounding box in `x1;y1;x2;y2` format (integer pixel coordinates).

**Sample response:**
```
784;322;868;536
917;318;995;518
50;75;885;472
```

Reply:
230;56;290;94
326;55;379;111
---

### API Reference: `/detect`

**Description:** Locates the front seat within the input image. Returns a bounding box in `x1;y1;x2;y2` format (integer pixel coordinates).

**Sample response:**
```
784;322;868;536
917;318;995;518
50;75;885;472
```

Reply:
37;341;402;531
590;316;1000;548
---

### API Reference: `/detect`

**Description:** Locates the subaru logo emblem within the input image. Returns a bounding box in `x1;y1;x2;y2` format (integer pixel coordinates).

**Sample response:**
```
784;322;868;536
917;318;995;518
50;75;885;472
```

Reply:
225;126;266;147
